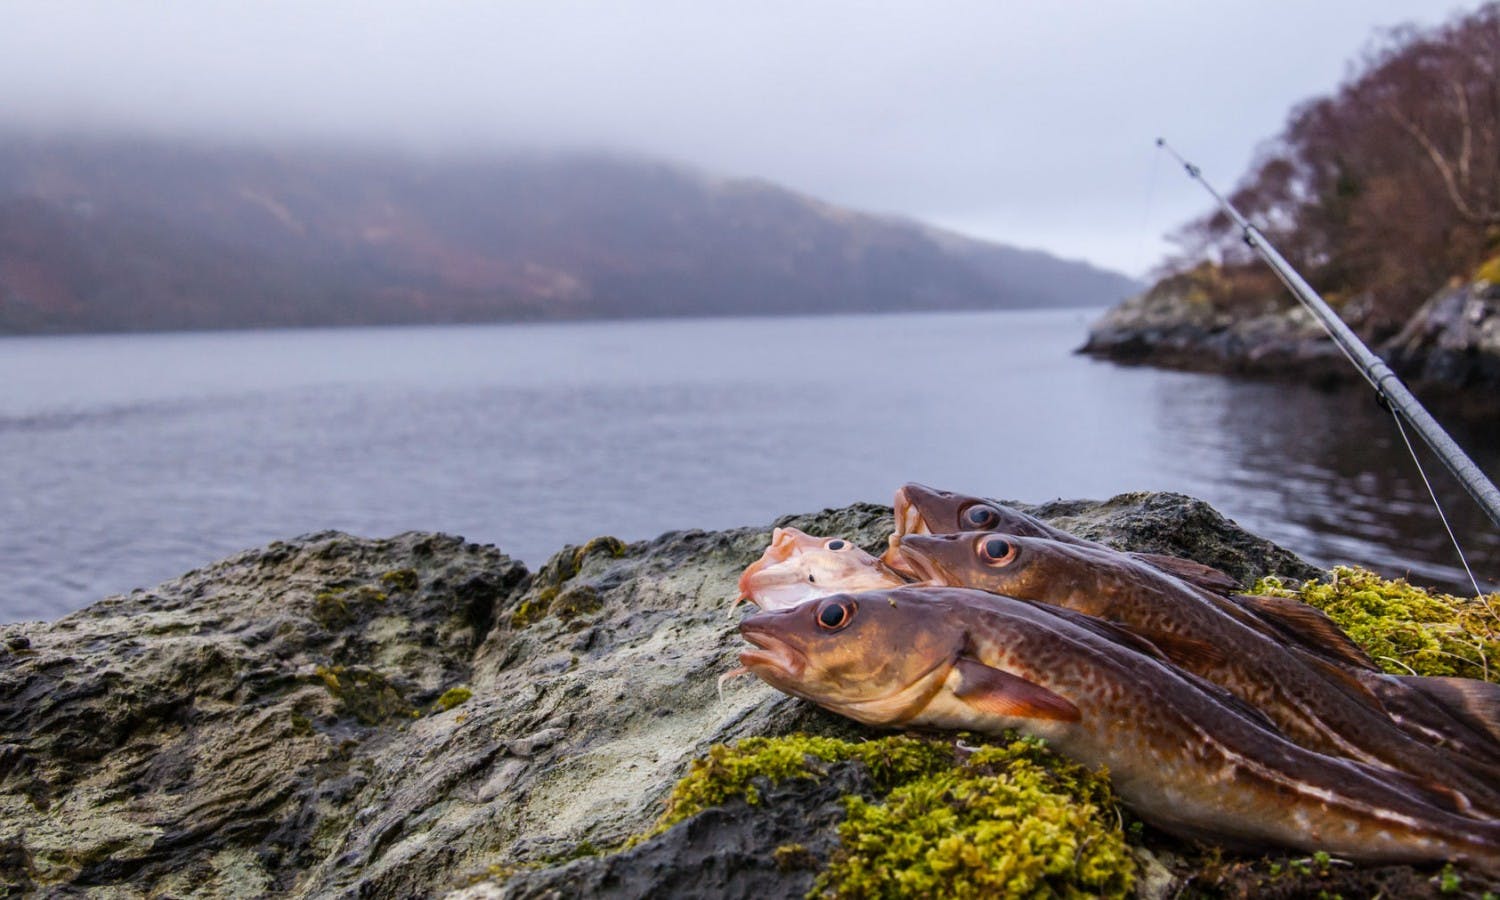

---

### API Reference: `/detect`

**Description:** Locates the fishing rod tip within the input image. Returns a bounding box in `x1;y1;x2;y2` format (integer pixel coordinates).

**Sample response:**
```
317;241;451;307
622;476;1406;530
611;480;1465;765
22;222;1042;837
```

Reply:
1155;137;1165;147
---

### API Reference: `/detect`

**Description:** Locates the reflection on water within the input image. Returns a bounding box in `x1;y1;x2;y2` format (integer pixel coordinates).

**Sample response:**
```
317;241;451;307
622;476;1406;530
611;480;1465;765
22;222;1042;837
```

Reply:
1;310;1496;621
1149;376;1500;591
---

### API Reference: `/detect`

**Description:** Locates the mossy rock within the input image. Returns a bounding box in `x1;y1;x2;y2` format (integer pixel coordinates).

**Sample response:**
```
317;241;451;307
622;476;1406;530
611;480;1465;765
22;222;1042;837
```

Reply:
1474;254;1500;285
635;733;1133;899
507;535;626;629
433;686;472;713
314;664;412;725
310;584;388;631
380;568;420;593
1251;566;1500;680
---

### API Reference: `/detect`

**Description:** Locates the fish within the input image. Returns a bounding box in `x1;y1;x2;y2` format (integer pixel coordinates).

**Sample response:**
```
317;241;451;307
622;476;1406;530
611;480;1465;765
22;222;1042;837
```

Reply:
887;483;1384;672
884;482;1241;595
738;586;1500;870
890;531;1500;815
736;526;906;610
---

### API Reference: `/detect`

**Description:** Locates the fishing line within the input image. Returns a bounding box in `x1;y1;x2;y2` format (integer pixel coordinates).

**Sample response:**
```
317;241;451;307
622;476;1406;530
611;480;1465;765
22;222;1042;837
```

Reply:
1157;138;1500;592
1388;408;1488;599
1252;237;1488;595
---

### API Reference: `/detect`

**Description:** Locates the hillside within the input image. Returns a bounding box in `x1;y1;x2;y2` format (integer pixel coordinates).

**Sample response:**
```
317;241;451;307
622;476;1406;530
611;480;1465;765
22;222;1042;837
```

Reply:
0;136;1137;334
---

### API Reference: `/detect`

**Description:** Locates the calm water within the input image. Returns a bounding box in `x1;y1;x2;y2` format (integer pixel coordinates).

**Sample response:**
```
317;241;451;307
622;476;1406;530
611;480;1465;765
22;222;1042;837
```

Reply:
3;310;1497;621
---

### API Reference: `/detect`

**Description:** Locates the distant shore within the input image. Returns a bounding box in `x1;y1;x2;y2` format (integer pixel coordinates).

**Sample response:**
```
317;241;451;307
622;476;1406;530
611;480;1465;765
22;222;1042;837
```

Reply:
1079;277;1500;418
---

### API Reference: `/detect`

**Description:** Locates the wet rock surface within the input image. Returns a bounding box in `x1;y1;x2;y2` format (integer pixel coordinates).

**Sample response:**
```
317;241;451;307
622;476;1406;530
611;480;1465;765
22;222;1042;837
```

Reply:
0;495;1490;897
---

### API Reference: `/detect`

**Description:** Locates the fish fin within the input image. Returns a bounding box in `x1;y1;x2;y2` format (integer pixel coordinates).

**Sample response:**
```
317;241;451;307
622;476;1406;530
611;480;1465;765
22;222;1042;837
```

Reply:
952;657;1080;722
1232;593;1380;671
1299;653;1386;711
1129;552;1240;595
1125;628;1229;670
1395;676;1500;745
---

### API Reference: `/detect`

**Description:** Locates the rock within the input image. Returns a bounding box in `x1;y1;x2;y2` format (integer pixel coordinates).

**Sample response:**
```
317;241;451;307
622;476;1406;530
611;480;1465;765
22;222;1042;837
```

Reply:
2;494;1463;898
1079;269;1500;407
483;761;874;900
1076;267;1349;386
1383;280;1500;411
1021;490;1322;585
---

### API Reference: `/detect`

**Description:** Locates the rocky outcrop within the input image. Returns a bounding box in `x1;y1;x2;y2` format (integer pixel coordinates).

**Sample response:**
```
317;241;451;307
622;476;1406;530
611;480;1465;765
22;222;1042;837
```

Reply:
0;494;1482;898
1077;276;1349;386
1384;280;1500;401
1079;272;1500;409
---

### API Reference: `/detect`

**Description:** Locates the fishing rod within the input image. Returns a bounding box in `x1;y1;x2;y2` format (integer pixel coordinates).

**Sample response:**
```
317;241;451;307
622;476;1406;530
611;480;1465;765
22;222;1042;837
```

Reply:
1157;139;1500;539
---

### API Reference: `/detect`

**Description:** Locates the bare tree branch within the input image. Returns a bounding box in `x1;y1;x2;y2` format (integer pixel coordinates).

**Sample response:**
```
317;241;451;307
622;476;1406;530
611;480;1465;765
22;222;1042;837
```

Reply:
1378;100;1498;225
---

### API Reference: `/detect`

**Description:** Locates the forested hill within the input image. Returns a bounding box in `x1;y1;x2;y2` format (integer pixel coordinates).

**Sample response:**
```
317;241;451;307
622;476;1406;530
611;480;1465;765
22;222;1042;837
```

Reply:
0;137;1137;334
1157;3;1500;335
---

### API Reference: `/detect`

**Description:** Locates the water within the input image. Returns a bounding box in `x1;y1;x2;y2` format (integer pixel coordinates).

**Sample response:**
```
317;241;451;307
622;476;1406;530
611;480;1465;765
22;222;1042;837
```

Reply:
3;309;1497;622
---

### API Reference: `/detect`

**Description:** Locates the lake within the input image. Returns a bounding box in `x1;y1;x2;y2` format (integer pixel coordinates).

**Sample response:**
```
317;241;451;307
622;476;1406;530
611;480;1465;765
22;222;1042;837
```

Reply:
3;309;1497;622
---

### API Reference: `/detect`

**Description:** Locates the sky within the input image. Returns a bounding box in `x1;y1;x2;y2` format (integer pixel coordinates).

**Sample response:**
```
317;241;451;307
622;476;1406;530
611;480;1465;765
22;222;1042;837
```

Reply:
0;0;1467;278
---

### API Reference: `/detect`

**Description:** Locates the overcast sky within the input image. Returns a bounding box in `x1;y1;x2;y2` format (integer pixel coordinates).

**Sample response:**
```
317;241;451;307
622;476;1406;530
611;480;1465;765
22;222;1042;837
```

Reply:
0;1;1466;276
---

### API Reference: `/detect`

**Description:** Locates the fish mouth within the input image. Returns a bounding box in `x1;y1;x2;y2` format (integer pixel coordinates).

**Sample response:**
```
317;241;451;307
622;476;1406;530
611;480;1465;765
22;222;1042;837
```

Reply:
738;527;816;605
888;542;949;585
883;486;932;576
738;624;807;681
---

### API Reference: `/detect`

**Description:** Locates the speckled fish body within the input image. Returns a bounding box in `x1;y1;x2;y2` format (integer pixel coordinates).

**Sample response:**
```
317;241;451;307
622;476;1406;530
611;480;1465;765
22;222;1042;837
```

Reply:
736;526;906;610
887;484;1394;671
738;587;1500;869
892;531;1500;817
884;483;1240;595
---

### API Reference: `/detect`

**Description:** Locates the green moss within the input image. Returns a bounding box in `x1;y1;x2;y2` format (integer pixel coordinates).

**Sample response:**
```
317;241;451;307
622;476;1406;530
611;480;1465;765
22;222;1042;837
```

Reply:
1439;863;1463;893
433;686;473;712
310;584;387;630
551;585;603;623
1475;254;1500;284
509;593;552;629
311;590;351;629
290;714;313;736
813;737;1131;899
380;568;420;592
573;535;628;567
653;735;952;836
638;734;1131;898
1251;567;1499;680
775;843;818;872
313;664;411;724
510;536;626;630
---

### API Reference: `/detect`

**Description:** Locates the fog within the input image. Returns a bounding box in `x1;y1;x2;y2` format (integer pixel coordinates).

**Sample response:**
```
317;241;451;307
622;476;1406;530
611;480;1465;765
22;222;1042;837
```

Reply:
0;0;1461;275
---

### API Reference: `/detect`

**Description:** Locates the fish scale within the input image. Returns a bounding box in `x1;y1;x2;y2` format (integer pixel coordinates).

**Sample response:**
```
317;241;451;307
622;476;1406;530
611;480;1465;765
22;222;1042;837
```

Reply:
738;587;1500;870
893;529;1500;817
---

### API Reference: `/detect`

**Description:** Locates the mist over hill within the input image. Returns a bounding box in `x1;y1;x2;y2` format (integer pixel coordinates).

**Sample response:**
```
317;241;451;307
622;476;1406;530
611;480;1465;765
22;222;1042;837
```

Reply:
0;136;1138;334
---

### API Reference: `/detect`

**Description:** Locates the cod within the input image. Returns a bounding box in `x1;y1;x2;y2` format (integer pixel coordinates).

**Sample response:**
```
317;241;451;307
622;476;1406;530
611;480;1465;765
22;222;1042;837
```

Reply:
738;586;1500;871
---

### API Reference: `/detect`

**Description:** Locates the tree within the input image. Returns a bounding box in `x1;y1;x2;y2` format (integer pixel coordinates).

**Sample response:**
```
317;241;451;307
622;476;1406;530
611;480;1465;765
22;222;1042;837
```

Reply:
1165;3;1500;335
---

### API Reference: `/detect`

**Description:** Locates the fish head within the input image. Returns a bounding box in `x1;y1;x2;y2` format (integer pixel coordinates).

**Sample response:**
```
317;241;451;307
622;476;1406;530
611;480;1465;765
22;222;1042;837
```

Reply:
738;588;964;725
894;532;1086;603
737;526;904;610
884;484;1055;576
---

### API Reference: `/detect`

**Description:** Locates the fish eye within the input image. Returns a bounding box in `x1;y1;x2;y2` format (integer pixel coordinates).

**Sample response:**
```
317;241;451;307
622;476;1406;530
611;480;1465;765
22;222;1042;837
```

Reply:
962;505;1000;529
817;599;855;630
825;539;848;551
978;537;1017;566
